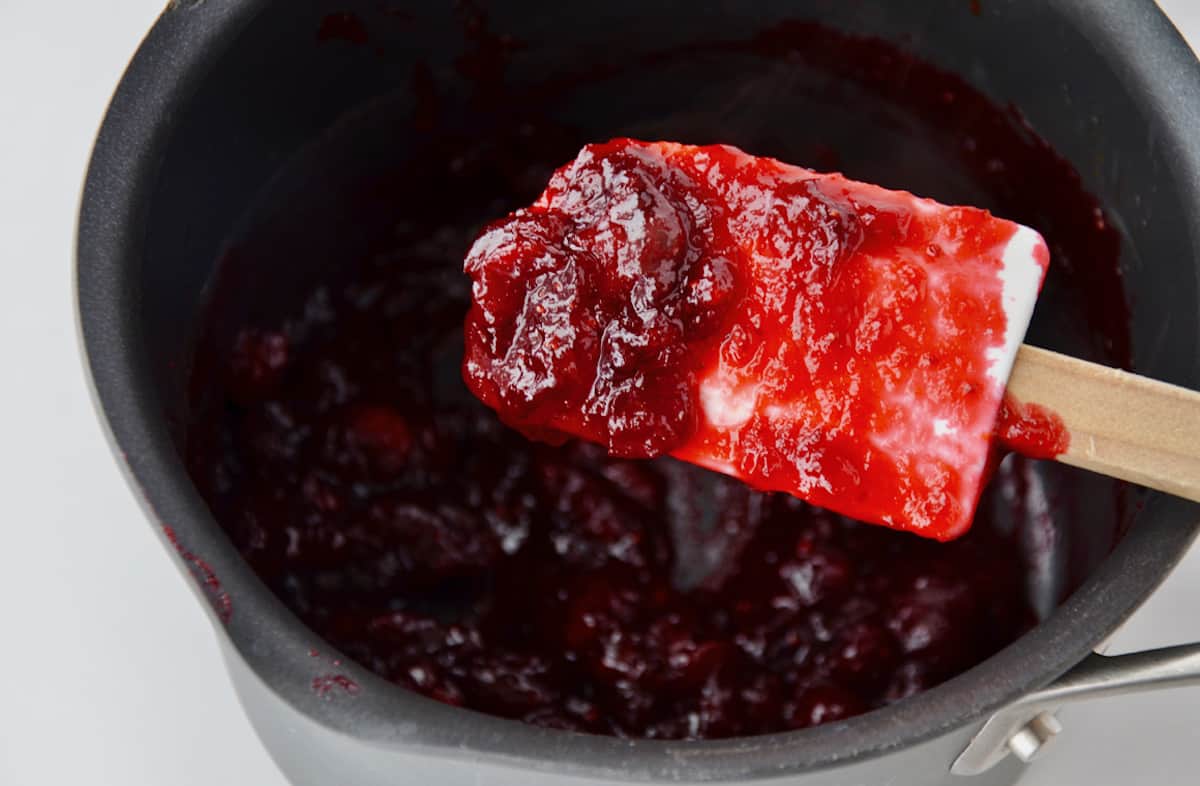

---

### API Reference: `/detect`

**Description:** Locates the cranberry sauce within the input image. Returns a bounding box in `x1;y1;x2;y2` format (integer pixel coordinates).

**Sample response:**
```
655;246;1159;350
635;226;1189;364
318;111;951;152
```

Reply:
463;139;1048;540
186;17;1127;740
996;397;1072;460
189;254;1034;738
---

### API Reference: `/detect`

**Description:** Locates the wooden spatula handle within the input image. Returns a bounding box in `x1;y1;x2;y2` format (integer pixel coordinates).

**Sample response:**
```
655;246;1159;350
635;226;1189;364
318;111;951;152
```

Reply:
1006;345;1200;502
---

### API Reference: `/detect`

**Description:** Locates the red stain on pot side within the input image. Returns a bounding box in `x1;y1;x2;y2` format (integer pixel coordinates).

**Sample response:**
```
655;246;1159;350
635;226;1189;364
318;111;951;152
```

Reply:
318;12;370;45
162;525;233;624
995;397;1071;460
313;674;362;698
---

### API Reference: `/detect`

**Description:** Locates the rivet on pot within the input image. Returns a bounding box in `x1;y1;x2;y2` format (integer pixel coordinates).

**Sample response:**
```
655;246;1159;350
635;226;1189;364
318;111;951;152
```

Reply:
1007;712;1063;763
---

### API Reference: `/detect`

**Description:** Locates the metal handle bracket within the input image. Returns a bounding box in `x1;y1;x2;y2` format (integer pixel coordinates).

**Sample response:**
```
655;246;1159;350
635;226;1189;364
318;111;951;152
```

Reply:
951;643;1200;776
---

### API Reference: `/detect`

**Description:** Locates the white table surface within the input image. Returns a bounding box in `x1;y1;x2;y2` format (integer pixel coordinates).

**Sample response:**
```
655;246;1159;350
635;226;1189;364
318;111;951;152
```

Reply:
1;2;1197;783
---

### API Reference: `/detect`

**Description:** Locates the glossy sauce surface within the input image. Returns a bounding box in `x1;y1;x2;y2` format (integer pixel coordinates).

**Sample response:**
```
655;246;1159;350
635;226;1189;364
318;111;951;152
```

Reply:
464;139;1049;540
996;397;1072;460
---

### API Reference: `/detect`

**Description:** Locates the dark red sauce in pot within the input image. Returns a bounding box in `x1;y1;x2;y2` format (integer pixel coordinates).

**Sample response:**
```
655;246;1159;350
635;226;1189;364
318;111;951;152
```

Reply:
186;17;1126;740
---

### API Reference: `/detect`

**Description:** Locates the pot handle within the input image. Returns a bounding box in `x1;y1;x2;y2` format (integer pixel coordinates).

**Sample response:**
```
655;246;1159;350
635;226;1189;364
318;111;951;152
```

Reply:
951;642;1200;776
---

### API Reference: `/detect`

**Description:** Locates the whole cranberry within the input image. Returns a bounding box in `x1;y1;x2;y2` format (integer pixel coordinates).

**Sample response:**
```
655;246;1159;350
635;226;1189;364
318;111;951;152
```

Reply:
694;667;745;739
599;460;664;511
788;684;867;729
538;463;667;570
465;652;559;713
241;401;308;467
886;572;981;677
400;659;465;707
826;621;900;695
682;254;740;336
650;620;731;691
340;405;415;475
737;671;787;731
301;470;343;515
884;660;934;704
229;489;292;577
229;328;290;402
365;499;503;579
778;547;854;607
560;572;642;652
594;677;659;734
364;612;483;660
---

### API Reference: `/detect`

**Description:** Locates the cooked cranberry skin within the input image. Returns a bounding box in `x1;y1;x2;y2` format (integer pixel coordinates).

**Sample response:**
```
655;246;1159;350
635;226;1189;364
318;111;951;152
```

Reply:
826;622;901;693
788;684;868;729
338;405;415;475
229;329;290;402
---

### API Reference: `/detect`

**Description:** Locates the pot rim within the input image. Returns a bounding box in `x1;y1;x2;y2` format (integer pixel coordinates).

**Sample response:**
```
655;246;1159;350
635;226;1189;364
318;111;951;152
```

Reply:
77;0;1200;780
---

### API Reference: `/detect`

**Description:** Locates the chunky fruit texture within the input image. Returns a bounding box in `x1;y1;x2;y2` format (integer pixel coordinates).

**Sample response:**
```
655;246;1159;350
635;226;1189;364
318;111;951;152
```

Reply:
189;251;1035;740
463;140;1049;541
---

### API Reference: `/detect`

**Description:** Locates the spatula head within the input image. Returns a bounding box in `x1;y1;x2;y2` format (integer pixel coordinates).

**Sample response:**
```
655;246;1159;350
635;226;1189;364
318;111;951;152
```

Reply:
463;140;1049;540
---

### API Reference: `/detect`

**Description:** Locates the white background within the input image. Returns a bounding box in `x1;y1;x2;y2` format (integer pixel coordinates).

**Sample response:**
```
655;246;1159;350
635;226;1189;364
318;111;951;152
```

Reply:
1;1;1198;783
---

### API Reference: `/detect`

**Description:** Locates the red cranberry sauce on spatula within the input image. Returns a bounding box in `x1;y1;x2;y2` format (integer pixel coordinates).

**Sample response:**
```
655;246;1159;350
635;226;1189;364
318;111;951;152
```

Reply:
463;140;1050;540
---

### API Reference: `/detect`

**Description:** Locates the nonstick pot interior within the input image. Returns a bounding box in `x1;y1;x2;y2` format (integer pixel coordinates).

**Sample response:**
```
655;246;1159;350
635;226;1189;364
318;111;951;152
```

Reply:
79;0;1200;782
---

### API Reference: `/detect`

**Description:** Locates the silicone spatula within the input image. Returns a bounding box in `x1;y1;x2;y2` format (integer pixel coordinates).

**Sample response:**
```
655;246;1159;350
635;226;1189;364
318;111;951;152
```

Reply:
461;139;1200;541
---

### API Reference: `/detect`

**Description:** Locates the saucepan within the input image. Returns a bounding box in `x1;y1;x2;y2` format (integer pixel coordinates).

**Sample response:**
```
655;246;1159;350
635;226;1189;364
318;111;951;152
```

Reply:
78;0;1200;783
